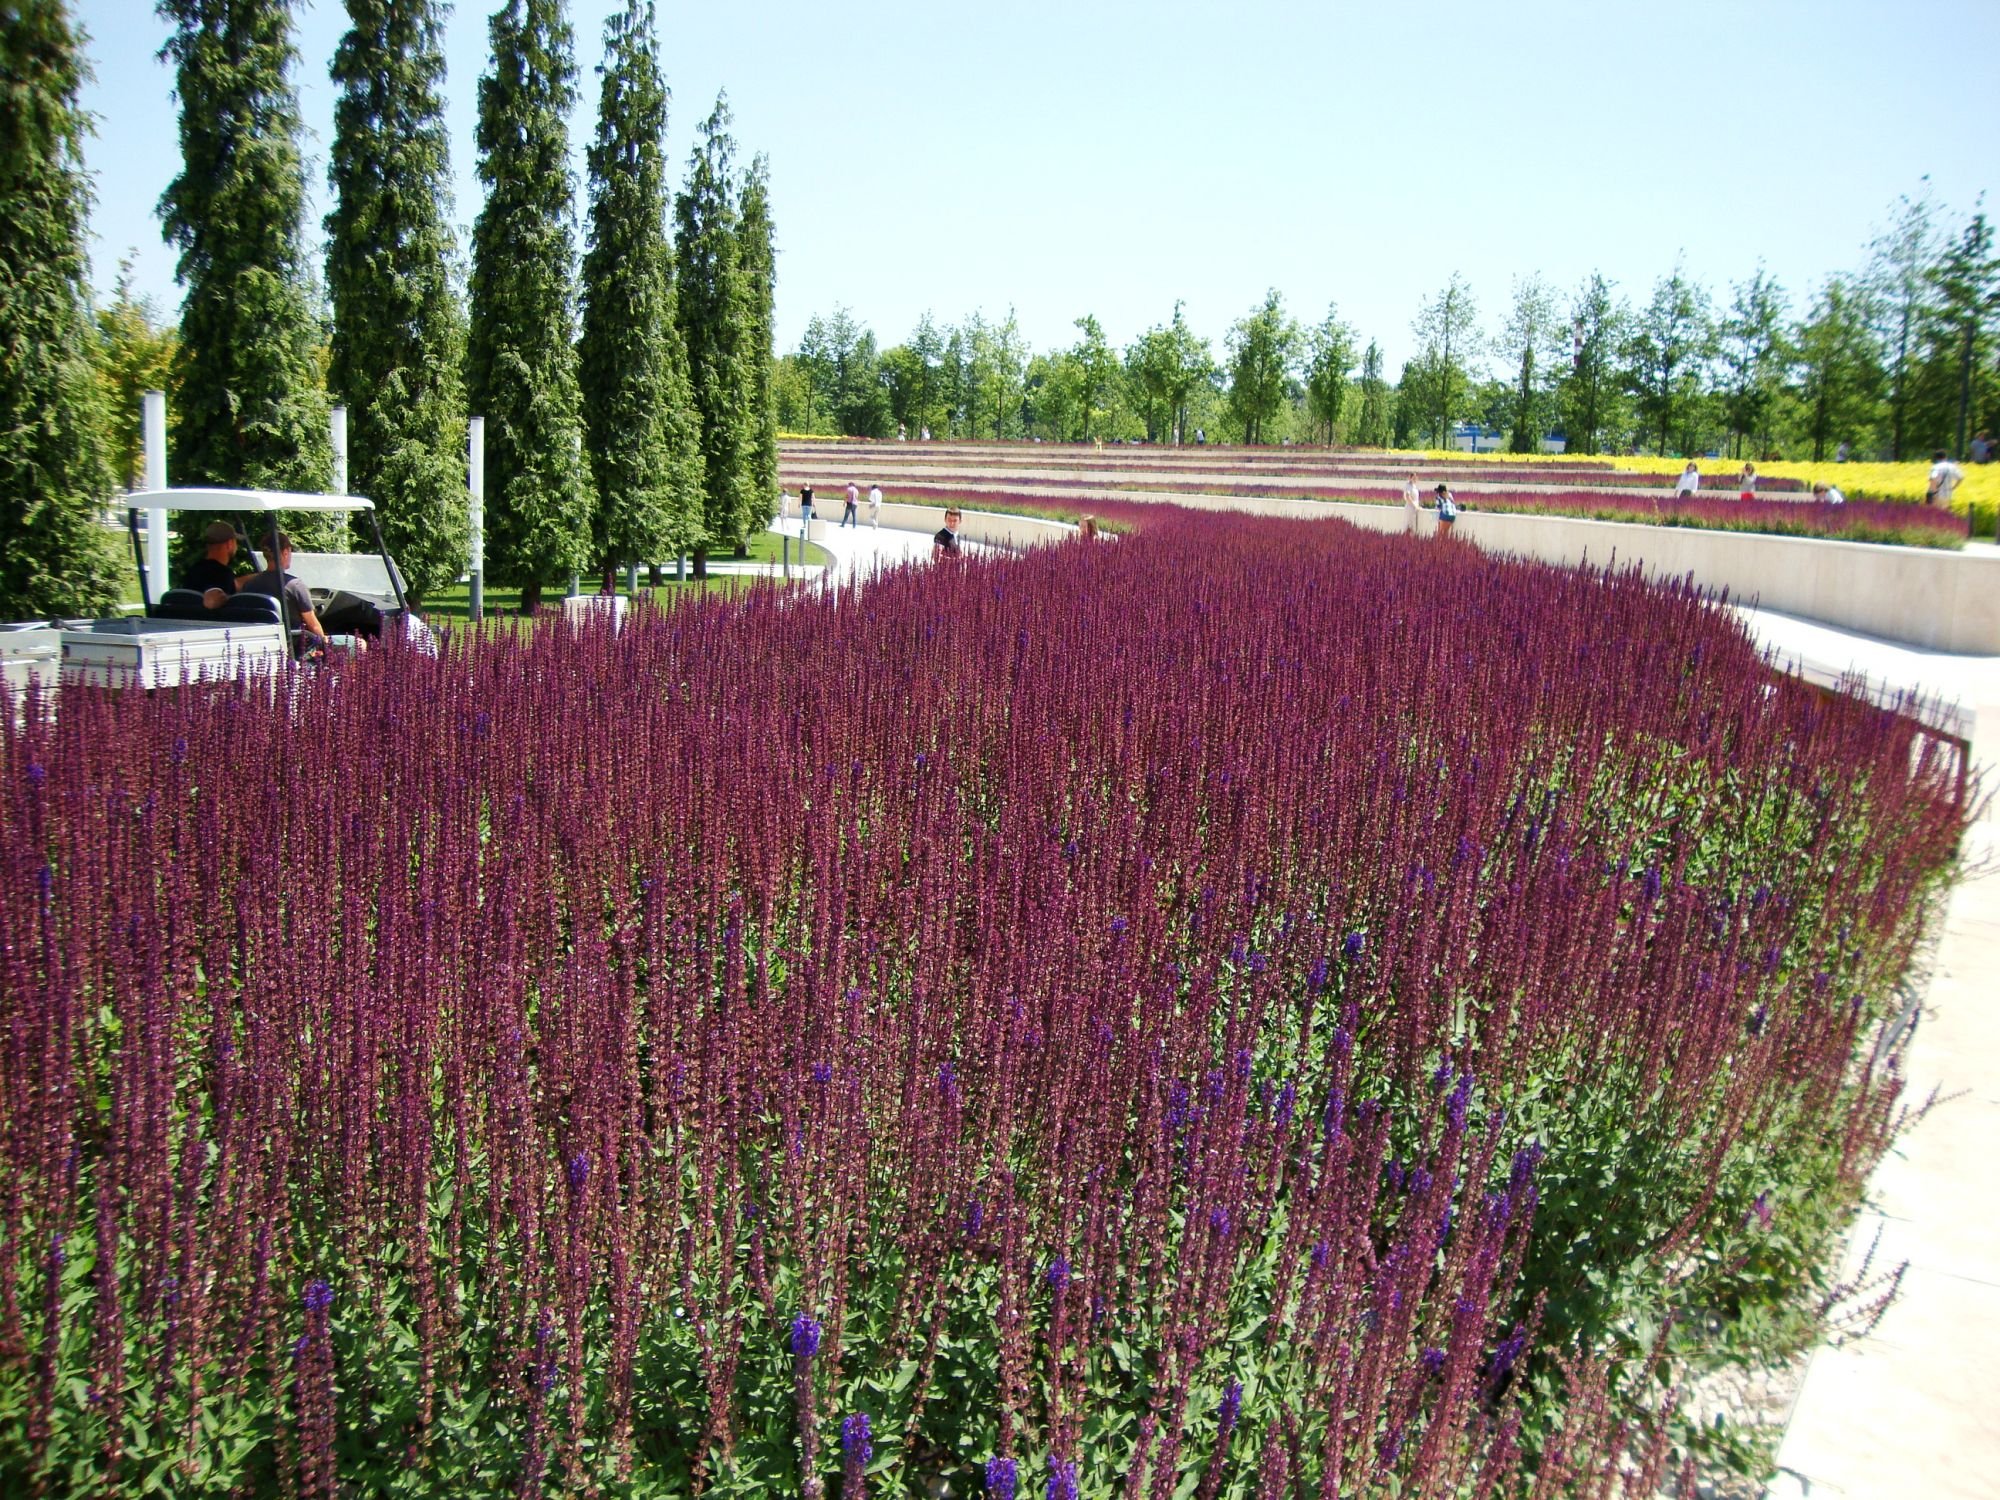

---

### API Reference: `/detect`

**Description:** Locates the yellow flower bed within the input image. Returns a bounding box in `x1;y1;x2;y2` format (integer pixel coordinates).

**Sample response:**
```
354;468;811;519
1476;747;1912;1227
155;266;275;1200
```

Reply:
1393;447;1996;515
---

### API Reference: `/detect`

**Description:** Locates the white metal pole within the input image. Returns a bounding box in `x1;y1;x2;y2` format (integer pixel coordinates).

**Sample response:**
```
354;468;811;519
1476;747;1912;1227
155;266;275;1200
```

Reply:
142;390;169;602
330;405;348;495
467;417;485;621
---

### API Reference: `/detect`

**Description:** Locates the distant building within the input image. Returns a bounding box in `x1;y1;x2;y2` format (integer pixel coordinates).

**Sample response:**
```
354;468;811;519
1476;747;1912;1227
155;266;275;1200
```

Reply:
1449;423;1567;454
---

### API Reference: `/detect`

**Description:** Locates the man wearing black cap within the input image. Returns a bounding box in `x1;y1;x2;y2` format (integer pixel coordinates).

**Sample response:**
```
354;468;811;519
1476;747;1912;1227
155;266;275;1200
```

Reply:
180;521;243;603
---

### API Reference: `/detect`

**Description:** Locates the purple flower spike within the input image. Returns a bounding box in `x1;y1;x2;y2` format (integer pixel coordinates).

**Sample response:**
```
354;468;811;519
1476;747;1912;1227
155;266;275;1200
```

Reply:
1047;1255;1070;1291
842;1411;873;1464
303;1278;333;1314
566;1151;590;1190
1342;931;1366;959
985;1456;1018;1499
1218;1378;1243;1430
790;1312;821;1358
1046;1457;1078;1500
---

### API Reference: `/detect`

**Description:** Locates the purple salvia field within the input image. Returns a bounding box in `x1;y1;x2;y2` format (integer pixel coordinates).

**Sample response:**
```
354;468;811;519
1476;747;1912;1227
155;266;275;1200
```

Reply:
0;510;1970;1496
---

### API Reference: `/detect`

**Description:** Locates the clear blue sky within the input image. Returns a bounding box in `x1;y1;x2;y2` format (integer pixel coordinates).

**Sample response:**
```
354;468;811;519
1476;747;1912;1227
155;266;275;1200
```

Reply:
73;0;1999;375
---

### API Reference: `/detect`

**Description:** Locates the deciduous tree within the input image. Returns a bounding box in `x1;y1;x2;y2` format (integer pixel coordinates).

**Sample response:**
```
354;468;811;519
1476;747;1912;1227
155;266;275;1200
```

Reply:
1867;186;1938;459
1625;262;1715;454
1793;277;1882;463
1925;210;1999;456
94;257;178;492
0;0;119;620
1353;340;1392;448
1408;273;1480;447
327;0;467;599
1068;314;1117;442
1499;275;1558;453
1556;272;1625;455
1226;290;1299;445
1718;265;1790;460
1302;304;1355;446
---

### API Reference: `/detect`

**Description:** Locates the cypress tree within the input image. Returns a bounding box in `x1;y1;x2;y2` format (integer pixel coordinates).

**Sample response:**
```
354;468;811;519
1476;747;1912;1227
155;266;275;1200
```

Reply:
736;153;778;527
0;0;119;621
674;93;754;574
465;0;592;614
326;0;467;600
578;0;700;591
159;0;333;548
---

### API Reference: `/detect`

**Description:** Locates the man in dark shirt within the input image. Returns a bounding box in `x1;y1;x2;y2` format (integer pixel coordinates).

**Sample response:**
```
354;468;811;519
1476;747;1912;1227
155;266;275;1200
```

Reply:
932;507;962;558
179;521;241;603
238;532;330;648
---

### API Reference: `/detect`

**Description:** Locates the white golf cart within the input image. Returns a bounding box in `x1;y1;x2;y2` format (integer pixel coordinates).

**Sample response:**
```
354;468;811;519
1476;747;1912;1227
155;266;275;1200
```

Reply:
2;488;434;695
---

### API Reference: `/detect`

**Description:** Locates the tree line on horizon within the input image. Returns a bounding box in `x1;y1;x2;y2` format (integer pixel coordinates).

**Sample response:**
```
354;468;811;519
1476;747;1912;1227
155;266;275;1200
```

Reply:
781;192;1998;467
0;0;778;623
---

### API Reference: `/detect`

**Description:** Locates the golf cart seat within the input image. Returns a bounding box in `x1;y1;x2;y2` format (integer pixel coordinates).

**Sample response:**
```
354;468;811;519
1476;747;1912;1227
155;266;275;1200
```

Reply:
217;592;281;626
151;589;215;622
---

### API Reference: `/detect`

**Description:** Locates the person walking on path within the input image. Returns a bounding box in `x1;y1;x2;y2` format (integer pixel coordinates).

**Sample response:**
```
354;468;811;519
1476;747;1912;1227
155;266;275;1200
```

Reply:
1403;473;1422;533
1432;483;1460;538
1926;450;1965;507
867;484;883;528
1674;461;1700;498
1737;462;1758;502
799;483;815;534
842;482;860;528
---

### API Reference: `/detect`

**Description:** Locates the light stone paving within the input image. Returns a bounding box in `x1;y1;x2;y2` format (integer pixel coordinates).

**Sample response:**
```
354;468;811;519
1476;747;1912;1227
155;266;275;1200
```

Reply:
1737;607;2000;1499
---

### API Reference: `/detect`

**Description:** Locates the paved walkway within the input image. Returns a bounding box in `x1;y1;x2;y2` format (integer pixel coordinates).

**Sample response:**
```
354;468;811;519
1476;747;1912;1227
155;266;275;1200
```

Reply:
1738;606;2000;1499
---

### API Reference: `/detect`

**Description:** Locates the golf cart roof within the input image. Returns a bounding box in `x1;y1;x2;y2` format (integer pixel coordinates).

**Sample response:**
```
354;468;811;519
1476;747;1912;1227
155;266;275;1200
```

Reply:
125;487;375;514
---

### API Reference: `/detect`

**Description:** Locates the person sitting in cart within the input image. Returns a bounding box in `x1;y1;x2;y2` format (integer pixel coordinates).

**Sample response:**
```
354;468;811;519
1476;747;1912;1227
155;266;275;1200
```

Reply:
180;520;243;605
237;531;332;652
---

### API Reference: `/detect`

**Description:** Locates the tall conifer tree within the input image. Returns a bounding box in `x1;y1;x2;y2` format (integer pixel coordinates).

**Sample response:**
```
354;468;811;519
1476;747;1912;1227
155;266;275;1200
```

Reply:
465;0;592;613
578;0;700;590
0;0;119;619
674;94;754;572
159;0;332;545
326;0;467;599
736;153;778;522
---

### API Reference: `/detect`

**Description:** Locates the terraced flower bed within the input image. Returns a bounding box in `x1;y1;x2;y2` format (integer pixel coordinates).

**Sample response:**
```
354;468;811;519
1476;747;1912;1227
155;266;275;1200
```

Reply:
1;512;1968;1496
798;475;1970;549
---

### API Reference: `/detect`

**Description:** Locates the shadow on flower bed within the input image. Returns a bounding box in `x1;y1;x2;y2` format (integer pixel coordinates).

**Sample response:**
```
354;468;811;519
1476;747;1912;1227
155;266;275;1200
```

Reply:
0;509;1972;1496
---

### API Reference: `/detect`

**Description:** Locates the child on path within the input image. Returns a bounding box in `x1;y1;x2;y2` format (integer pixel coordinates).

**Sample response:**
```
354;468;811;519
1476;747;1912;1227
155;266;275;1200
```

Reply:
1674;462;1700;498
1432;483;1459;538
1737;463;1757;501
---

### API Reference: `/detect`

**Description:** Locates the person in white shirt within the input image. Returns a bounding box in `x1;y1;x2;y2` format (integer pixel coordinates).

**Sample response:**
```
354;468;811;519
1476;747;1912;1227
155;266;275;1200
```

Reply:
1927;450;1965;507
1812;482;1845;505
1673;462;1700;498
1737;463;1757;501
1402;473;1422;533
867;484;883;528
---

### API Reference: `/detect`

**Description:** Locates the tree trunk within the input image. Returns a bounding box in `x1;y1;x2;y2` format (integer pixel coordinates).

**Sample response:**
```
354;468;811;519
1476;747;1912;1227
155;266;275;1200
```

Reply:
1958;322;1976;457
649;562;664;587
520;579;543;615
691;546;708;581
